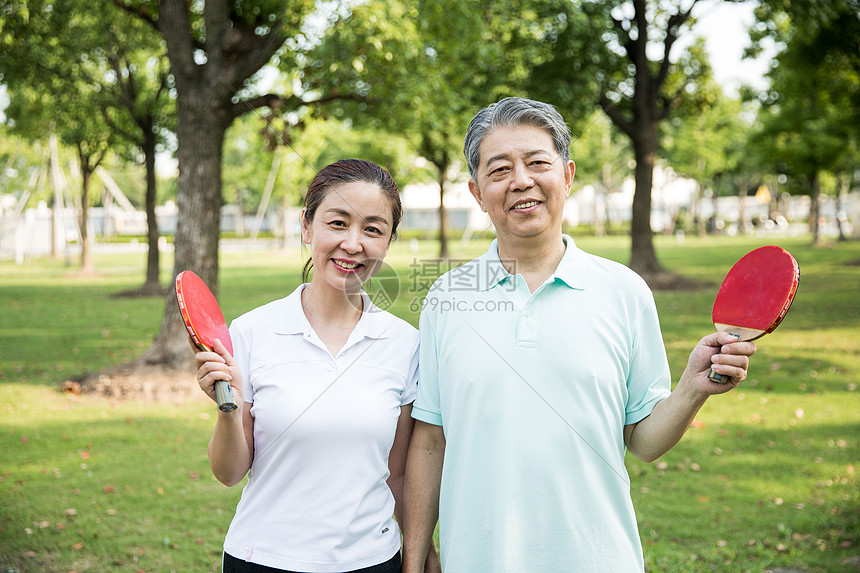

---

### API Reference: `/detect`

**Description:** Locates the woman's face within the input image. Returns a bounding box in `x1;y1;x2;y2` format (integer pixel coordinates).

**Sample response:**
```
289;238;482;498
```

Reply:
301;181;394;293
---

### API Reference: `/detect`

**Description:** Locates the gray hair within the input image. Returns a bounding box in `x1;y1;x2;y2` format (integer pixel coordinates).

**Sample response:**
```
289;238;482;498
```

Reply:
463;97;571;182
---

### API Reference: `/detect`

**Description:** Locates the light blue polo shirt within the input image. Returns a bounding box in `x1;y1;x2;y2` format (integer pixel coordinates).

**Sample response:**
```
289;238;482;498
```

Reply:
412;236;671;572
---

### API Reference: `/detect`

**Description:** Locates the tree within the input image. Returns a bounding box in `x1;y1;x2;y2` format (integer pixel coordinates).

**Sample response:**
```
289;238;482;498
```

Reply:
3;81;112;273
749;0;860;245
531;0;722;277
0;0;174;289
302;0;566;257
568;113;631;235
112;0;315;370
662;42;749;236
99;21;174;294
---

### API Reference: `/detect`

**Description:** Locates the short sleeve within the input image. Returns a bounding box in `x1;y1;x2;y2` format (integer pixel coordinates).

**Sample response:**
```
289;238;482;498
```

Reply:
401;333;420;406
412;305;443;426
228;321;254;404
624;291;672;425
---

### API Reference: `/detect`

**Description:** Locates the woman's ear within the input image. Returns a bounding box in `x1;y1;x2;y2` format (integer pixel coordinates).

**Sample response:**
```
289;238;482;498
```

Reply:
300;208;312;245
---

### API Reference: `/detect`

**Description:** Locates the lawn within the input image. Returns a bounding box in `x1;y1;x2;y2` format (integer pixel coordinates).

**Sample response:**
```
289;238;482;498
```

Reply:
1;234;858;572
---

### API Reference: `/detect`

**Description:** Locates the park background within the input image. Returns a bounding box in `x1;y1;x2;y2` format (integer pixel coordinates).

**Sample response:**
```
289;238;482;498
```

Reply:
1;0;858;572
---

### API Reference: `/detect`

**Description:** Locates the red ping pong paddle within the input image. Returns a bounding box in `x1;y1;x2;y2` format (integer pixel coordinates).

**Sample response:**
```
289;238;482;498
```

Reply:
709;245;799;383
175;271;238;412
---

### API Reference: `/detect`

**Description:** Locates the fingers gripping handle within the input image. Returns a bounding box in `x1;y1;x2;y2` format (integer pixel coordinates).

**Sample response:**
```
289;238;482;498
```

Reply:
707;333;741;384
215;380;238;412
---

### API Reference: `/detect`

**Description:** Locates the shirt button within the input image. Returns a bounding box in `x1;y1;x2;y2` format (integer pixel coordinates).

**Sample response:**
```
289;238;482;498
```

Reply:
523;309;531;317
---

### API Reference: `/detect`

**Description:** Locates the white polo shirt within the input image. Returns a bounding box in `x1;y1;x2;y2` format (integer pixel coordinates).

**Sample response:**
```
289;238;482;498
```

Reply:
413;236;671;572
223;284;419;572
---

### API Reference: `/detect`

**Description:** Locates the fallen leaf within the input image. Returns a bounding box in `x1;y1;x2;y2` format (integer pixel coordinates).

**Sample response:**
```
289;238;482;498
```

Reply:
103;486;115;493
71;542;83;551
691;419;706;429
64;508;77;518
80;452;90;459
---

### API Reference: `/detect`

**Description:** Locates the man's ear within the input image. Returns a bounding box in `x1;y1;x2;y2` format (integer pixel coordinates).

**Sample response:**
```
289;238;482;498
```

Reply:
468;180;486;212
565;160;576;196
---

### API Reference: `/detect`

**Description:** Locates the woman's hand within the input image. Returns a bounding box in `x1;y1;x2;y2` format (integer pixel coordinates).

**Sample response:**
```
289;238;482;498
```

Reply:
195;338;244;406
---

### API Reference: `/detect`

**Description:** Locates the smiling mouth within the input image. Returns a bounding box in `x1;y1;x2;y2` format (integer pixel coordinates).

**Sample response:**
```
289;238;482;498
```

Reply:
332;259;363;271
509;200;540;211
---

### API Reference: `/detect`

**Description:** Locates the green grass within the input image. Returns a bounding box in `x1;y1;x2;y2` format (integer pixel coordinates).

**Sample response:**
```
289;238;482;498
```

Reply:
1;234;858;572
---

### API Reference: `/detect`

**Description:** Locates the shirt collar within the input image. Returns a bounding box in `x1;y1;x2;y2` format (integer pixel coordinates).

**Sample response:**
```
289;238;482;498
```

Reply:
553;235;589;290
479;234;589;291
275;283;391;339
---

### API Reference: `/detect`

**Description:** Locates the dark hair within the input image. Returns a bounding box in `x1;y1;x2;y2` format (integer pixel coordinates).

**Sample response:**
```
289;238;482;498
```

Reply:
302;159;402;282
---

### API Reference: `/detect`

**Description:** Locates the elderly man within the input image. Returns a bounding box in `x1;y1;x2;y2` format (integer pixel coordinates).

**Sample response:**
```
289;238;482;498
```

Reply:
403;97;756;572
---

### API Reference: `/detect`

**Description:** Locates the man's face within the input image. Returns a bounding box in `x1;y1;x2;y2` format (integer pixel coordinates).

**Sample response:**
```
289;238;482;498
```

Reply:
468;125;574;244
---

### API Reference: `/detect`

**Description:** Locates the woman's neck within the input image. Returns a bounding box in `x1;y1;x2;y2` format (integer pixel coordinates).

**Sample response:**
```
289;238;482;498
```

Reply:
301;281;364;356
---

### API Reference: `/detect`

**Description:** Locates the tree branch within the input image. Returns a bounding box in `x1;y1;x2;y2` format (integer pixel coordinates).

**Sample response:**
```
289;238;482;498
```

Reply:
223;22;288;89
228;93;287;120
599;91;634;139
111;0;158;32
101;106;142;147
655;1;698;91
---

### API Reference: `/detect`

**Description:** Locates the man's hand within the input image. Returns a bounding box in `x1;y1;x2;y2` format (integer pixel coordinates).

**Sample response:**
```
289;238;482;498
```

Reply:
684;332;757;396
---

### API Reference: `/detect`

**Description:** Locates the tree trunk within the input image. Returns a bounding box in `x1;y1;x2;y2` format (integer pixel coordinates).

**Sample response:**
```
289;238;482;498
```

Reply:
79;167;95;272
629;126;663;275
810;171;821;246
138;94;229;369
142;129;162;293
437;164;449;259
738;183;749;235
835;171;847;241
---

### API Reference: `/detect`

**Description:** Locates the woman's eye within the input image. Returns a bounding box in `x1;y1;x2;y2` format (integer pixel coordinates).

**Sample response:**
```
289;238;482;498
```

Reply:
329;220;346;227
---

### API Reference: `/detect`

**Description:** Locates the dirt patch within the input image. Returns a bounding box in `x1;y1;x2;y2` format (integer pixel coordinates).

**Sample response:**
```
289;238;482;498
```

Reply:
637;271;709;292
63;361;204;404
110;285;170;298
845;258;860;267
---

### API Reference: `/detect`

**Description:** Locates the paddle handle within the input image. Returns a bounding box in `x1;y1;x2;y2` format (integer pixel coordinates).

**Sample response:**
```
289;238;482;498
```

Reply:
707;333;741;383
215;380;238;412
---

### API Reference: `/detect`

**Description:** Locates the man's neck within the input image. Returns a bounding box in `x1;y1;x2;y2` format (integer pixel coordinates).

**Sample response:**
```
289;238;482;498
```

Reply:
497;232;567;293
